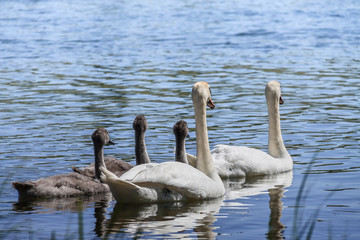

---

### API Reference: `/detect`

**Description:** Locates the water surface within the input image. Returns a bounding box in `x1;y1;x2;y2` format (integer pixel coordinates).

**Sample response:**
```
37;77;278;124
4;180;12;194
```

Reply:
0;0;359;239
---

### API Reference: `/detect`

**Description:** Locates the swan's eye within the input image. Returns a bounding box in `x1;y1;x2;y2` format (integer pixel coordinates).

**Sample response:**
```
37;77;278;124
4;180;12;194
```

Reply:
209;87;212;95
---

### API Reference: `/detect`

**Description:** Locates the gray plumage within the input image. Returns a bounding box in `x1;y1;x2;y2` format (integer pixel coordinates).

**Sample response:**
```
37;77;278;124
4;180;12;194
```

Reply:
133;115;151;165
72;128;132;181
12;116;151;199
173;120;190;164
73;116;151;178
12;128;115;198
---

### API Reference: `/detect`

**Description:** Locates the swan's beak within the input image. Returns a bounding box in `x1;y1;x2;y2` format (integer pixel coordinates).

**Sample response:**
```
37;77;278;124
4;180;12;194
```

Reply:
279;96;284;105
207;98;215;109
107;140;115;145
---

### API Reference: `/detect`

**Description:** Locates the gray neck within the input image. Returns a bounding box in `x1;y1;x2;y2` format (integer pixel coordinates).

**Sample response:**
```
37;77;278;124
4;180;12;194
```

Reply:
267;97;289;158
175;135;188;164
94;143;105;181
135;131;150;165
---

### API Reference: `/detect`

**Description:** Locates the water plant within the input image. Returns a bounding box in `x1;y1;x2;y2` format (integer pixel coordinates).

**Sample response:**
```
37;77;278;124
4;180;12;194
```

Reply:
291;156;335;240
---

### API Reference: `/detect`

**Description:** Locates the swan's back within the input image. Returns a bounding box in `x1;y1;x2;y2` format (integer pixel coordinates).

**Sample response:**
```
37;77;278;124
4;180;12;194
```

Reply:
12;172;109;198
211;145;293;178
117;162;225;200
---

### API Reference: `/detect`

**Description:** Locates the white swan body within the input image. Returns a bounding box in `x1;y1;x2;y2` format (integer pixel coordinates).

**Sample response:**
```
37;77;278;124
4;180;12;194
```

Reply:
187;147;292;178
187;81;292;178
211;145;292;178
101;81;225;203
101;162;224;203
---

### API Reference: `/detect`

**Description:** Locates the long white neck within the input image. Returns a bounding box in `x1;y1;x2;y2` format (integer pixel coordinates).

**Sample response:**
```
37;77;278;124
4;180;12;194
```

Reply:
267;96;290;159
193;98;219;181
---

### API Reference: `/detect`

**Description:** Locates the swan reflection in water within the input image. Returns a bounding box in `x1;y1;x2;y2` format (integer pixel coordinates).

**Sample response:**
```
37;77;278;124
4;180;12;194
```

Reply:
13;193;112;213
12;193;113;237
102;171;293;239
104;198;222;239
223;171;292;240
12;171;292;239
267;187;286;240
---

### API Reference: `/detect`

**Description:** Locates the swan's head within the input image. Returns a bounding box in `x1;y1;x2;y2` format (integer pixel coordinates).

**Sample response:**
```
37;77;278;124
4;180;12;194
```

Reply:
92;128;115;146
173;120;190;139
133;115;148;133
192;81;215;109
265;81;284;105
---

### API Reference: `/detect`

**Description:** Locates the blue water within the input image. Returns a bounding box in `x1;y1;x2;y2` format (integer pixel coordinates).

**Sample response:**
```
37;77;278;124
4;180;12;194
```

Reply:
1;0;359;239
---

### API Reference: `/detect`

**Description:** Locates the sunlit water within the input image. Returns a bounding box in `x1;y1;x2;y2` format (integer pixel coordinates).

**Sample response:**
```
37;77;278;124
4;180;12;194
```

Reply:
0;0;359;239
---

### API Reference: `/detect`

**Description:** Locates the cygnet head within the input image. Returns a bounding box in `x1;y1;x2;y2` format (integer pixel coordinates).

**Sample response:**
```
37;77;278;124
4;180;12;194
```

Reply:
265;81;284;105
92;128;115;146
192;81;215;109
133;115;148;133
173;120;190;139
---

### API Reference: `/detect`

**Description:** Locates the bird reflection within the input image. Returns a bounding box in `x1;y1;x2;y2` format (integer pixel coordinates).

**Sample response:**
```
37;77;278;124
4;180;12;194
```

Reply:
13;193;113;239
223;171;293;240
103;198;223;239
267;187;286;240
13;193;112;213
12;171;292;239
93;197;111;237
194;212;218;239
102;171;293;239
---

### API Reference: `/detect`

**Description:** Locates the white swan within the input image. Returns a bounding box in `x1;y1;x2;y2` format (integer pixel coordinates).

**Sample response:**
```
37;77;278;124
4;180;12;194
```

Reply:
187;81;292;178
100;81;225;203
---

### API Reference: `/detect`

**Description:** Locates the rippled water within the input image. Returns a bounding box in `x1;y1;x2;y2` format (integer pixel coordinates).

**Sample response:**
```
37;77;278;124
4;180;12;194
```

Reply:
1;0;359;239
